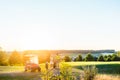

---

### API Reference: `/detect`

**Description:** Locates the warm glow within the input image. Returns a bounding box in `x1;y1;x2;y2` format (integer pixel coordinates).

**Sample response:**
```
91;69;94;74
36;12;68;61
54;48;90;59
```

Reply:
0;0;120;51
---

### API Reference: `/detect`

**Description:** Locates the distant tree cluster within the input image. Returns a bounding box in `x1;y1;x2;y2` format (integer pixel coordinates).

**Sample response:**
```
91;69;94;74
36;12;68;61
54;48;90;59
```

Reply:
9;51;23;66
75;54;82;61
0;50;8;66
117;51;120;57
64;56;71;62
0;48;51;66
63;53;120;62
0;49;23;66
0;47;120;66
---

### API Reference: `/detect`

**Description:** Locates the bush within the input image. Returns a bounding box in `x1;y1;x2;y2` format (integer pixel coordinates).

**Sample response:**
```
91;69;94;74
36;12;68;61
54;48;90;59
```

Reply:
83;65;97;80
60;63;73;80
43;62;76;80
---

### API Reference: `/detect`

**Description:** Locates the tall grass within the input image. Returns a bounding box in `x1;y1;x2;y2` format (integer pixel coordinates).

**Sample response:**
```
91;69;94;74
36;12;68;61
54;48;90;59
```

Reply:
60;62;74;80
82;65;97;80
41;62;77;80
0;62;120;80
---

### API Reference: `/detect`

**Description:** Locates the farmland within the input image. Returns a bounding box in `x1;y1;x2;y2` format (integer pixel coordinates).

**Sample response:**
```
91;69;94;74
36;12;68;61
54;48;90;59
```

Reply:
65;62;120;74
0;62;120;80
0;64;46;80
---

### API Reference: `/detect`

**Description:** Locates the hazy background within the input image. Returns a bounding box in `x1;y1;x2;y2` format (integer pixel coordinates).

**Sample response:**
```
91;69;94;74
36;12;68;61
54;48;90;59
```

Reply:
0;0;120;51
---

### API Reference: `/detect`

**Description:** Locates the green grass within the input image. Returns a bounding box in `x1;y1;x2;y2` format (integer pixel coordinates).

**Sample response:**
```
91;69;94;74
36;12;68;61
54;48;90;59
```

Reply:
65;61;120;74
0;62;120;80
0;64;46;80
0;66;24;72
0;64;47;73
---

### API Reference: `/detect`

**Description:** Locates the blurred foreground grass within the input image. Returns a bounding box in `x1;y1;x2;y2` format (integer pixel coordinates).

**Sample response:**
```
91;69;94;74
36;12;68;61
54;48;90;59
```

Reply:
0;62;120;80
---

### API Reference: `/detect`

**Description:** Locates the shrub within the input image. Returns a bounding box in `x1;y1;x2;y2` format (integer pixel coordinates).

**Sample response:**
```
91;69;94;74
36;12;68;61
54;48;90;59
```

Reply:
82;65;97;80
60;63;73;80
43;62;76;80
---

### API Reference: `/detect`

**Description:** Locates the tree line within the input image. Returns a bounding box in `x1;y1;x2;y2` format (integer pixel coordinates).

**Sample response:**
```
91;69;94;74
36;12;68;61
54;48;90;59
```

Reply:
0;50;23;66
0;49;50;66
64;53;120;62
0;48;120;66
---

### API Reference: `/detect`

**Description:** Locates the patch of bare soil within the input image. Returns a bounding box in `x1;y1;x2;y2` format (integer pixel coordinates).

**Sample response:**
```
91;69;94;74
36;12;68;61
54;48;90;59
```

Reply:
0;72;42;80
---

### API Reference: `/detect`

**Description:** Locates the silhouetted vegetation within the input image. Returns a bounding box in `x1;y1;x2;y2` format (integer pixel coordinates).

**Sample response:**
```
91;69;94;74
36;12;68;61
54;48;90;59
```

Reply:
97;55;104;61
111;54;120;61
0;48;120;66
64;56;71;62
9;50;23;66
84;53;94;61
0;50;8;66
75;54;82;61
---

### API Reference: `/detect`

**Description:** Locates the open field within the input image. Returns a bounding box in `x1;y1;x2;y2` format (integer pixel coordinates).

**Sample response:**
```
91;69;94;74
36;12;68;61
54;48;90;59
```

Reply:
0;64;47;80
0;64;46;73
0;62;120;80
66;62;120;80
65;62;120;74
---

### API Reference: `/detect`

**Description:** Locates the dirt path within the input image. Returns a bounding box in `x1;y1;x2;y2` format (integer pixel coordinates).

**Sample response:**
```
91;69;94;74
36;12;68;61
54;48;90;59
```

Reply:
0;72;42;80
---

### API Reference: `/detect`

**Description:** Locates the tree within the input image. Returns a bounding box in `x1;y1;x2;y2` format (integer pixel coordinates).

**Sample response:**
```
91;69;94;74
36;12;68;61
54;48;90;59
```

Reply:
111;54;120;61
105;57;111;61
97;55;104;61
103;55;107;61
116;51;120;57
104;55;112;61
64;56;71;62
0;49;8;66
9;50;23;66
76;54;82;61
85;53;94;61
108;55;112;59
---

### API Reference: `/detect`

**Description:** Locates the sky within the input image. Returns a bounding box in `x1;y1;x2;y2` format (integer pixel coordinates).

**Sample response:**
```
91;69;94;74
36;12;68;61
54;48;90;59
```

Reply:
0;0;120;51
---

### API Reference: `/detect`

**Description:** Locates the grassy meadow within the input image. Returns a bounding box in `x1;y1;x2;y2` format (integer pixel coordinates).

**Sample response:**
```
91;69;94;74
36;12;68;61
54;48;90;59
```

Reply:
0;62;120;80
0;64;47;73
66;62;120;80
66;62;120;74
0;64;47;80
